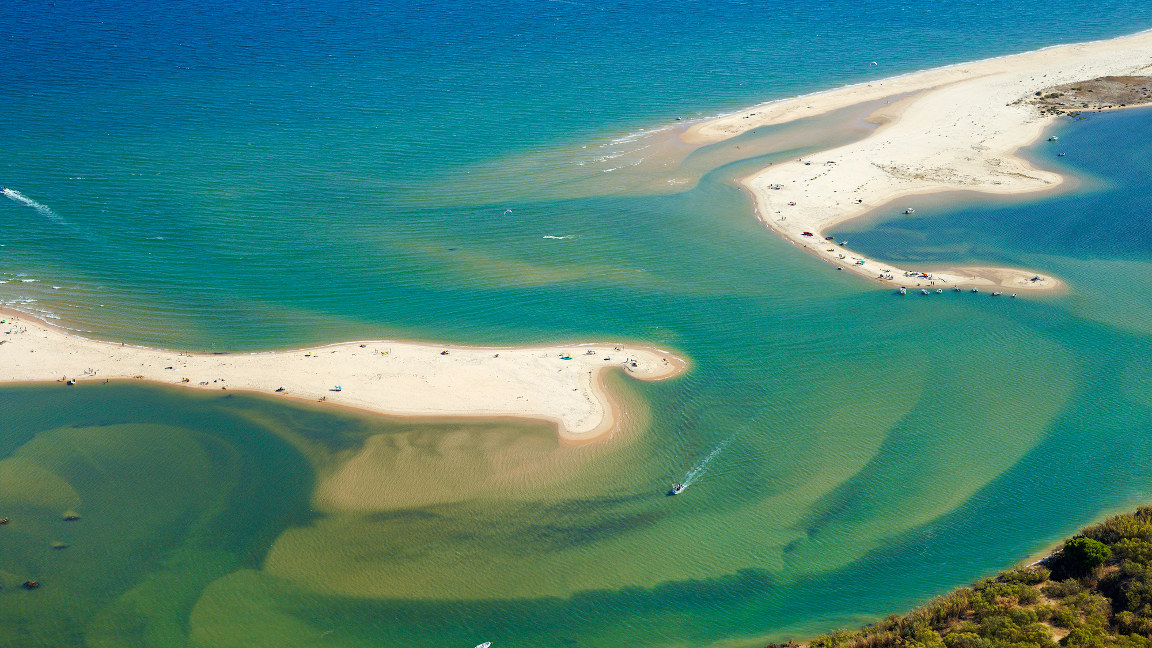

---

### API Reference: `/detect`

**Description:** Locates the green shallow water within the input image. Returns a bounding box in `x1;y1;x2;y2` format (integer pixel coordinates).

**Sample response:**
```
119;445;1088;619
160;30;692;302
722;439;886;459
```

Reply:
5;160;1152;646
4;5;1152;644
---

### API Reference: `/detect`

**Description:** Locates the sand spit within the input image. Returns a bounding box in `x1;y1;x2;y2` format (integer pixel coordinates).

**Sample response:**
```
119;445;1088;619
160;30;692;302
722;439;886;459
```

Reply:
685;30;1152;291
0;309;685;442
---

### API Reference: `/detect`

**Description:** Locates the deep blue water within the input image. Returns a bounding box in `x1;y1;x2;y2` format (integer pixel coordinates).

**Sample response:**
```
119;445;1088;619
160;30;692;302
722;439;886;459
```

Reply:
843;110;1152;265
5;2;1152;648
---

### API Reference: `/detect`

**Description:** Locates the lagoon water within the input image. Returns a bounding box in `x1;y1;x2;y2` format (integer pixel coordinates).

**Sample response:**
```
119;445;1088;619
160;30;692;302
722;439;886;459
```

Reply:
4;1;1152;646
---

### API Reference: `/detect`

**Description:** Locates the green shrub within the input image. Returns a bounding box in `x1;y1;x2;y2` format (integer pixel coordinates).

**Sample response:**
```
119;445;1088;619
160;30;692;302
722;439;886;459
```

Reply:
1050;607;1078;628
979;615;1020;640
1057;538;1112;578
1033;605;1053;622
800;507;1152;648
1001;567;1051;586
1081;515;1152;545
1042;580;1083;599
1008;608;1039;626
953;621;980;635
1114;635;1152;648
943;632;985;648
1017;622;1056;647
810;629;855;648
1114;611;1140;634
1112;539;1152;565
1062;626;1108;648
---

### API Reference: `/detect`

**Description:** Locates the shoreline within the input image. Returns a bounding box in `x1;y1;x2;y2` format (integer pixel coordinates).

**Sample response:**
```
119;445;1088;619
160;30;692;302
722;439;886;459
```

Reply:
684;30;1152;292
0;307;687;442
682;28;1152;145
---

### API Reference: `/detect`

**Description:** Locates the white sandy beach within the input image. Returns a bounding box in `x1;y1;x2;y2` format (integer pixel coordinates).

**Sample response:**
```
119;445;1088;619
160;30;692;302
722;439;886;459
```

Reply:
684;30;1152;291
0;309;685;442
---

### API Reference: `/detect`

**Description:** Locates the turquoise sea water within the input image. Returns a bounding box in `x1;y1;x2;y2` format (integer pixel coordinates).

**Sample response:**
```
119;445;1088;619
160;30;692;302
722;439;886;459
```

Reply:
5;1;1152;647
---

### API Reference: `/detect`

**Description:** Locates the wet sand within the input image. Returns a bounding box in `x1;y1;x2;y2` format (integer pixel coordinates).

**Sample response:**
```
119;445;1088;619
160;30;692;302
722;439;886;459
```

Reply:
0;308;686;441
683;30;1152;291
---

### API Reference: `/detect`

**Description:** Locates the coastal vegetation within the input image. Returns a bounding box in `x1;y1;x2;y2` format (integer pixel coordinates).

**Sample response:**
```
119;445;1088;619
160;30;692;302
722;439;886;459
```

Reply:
1028;76;1152;115
779;507;1152;648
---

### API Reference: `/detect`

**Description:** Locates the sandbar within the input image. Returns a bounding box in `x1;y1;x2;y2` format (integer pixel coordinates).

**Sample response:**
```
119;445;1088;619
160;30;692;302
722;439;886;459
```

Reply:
0;308;686;442
684;30;1152;291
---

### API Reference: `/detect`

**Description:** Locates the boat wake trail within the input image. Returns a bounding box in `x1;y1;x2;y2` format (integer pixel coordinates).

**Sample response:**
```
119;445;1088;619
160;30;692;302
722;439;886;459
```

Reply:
2;187;65;224
680;434;736;490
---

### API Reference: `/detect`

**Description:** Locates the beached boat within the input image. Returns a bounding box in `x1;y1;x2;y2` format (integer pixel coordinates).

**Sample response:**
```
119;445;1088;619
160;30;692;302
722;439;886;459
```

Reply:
669;484;686;496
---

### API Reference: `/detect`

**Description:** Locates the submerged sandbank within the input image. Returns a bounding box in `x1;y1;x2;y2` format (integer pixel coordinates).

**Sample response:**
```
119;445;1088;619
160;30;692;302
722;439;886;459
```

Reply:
683;30;1152;291
0;308;686;442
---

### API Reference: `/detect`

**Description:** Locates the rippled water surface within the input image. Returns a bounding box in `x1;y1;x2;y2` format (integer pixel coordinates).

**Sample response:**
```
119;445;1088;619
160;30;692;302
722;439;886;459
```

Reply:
4;1;1152;646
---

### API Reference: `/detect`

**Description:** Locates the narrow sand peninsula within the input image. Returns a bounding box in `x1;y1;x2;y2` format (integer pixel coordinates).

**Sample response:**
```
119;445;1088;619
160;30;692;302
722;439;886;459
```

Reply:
0;310;685;442
684;30;1152;291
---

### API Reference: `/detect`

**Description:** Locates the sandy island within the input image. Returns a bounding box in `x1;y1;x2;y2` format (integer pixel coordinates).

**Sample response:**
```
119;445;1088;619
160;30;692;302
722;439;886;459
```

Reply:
0;309;686;442
683;30;1152;292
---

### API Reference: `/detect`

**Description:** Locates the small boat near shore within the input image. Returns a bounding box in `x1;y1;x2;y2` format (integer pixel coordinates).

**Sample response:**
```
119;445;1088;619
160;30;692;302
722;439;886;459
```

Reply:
898;286;907;295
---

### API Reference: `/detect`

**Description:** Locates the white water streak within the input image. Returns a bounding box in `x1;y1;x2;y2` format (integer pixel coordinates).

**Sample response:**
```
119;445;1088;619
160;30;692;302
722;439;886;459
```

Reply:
2;188;65;224
681;435;736;488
